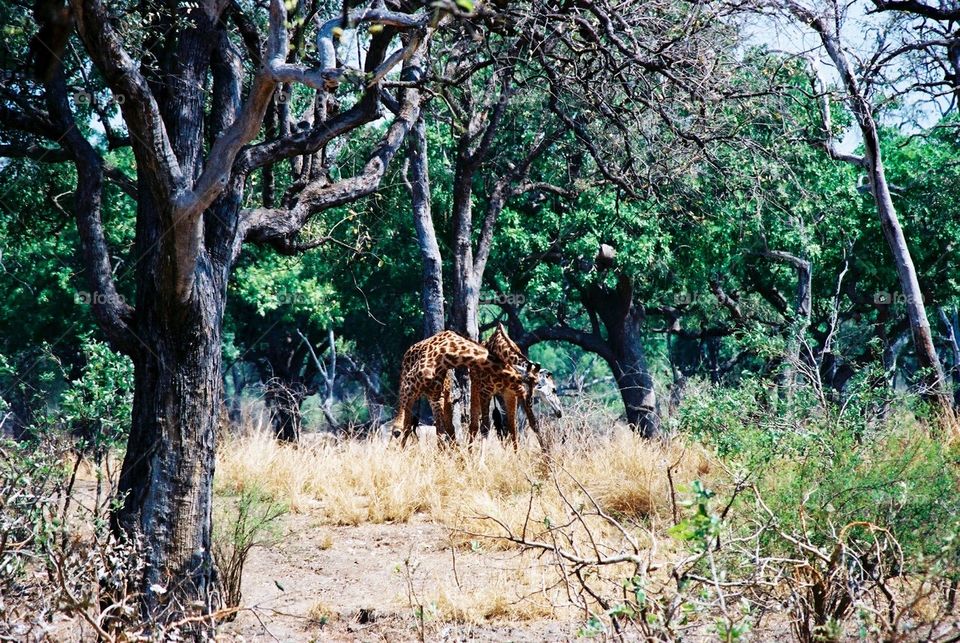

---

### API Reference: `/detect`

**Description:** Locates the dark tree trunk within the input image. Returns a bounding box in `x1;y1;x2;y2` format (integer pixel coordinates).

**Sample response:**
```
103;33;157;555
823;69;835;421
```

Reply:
265;385;307;442
450;151;481;340
113;199;227;624
524;269;659;437
940;307;960;409
764;251;811;398
405;116;445;337
260;328;313;443
586;277;659;438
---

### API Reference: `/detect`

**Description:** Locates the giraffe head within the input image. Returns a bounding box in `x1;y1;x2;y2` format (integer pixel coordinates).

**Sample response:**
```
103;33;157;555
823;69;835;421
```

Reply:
531;365;563;418
510;361;562;418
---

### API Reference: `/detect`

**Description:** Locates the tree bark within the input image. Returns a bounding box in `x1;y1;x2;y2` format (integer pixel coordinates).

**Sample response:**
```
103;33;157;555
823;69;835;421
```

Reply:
522;271;659;437
113;195;226;624
584;275;660;437
789;3;954;419
450;146;481;340
405;116;445;337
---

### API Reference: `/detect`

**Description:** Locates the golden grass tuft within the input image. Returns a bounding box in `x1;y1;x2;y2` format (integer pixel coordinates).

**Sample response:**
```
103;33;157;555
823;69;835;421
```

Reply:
216;427;713;538
427;573;559;623
306;600;338;624
397;551;566;625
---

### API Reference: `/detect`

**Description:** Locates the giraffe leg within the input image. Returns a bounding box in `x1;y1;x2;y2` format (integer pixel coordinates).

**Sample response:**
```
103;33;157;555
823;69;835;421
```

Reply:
478;390;493;438
503;392;519;449
469;379;482;441
393;383;411;443
399;406;417;447
441;371;455;444
398;389;418;447
429;397;450;447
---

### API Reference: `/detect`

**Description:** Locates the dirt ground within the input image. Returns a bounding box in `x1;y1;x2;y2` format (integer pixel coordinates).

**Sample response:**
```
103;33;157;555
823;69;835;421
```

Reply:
218;512;579;642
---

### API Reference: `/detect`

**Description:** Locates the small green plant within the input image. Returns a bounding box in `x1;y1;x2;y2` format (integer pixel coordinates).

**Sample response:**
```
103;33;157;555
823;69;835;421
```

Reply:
57;338;133;459
0;439;65;594
213;486;287;616
668;480;719;551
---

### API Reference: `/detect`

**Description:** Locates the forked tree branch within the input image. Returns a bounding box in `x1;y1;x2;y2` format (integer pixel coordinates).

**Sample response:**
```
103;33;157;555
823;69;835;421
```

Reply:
41;64;136;354
240;49;427;249
473;128;564;280
70;0;185;202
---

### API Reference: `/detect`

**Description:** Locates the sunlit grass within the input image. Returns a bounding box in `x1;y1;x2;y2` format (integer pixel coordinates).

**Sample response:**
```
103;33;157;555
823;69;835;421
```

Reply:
215;424;713;536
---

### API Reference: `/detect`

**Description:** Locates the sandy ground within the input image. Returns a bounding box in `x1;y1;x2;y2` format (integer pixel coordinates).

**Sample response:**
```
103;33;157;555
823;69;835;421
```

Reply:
218;512;578;642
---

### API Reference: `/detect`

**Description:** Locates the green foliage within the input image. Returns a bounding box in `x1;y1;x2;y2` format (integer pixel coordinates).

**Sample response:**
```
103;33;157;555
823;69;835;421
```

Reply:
673;379;770;457
0;439;66;582
758;422;960;564
668;480;720;552
56;339;133;454
679;381;960;566
4;338;133;454
213;485;288;613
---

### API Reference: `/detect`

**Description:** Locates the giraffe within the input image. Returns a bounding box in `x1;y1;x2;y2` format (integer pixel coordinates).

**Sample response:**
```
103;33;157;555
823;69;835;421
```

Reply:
392;330;536;446
473;323;564;446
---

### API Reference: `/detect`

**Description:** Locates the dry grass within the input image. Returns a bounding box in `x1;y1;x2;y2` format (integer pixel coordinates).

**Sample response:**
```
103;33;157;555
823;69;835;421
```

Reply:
216;430;715;625
215;422;716;630
216;427;713;539
424;562;561;623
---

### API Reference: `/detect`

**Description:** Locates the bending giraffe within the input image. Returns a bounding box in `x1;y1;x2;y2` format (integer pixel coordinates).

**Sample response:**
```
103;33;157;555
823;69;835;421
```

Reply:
474;323;563;446
391;331;537;446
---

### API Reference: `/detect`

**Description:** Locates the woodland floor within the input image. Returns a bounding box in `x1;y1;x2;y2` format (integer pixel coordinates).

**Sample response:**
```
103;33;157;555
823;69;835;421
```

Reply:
217;512;578;642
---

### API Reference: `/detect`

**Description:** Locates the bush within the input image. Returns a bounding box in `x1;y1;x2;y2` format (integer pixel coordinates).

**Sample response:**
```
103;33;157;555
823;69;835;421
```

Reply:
675;379;960;640
0;438;147;639
213;485;287;616
56;338;133;458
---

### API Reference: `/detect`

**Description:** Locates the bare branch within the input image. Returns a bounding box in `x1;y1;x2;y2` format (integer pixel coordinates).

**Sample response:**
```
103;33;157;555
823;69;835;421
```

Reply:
71;0;185;201
869;0;960;21
41;62;136;354
240;49;427;247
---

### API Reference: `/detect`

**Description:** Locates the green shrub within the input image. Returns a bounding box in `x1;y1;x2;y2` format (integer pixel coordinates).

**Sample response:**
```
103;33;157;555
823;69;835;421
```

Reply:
756;424;960;563
213;485;288;616
57;338;133;457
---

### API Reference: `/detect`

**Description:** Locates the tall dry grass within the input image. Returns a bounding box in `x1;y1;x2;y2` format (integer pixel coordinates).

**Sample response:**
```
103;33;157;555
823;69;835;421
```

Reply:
215;425;718;628
215;426;713;540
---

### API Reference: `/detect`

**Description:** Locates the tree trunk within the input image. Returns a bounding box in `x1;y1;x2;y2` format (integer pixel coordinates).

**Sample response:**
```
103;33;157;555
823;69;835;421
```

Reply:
868;151;951;412
20;0;429;629
582;273;659;436
804;12;954;419
265;385;306;442
450;199;481;339
113;208;225;625
406;116;445;337
940;307;960;409
605;307;659;438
